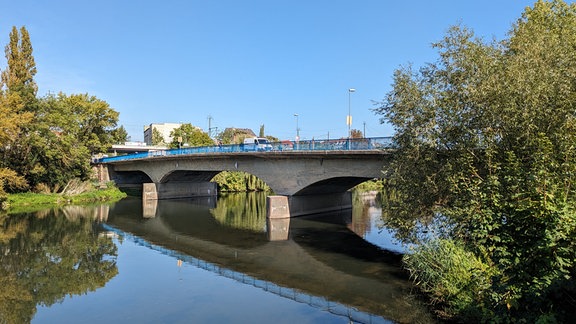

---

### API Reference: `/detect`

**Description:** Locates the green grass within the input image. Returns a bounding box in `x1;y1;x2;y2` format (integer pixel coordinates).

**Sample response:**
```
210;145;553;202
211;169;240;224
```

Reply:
4;187;127;214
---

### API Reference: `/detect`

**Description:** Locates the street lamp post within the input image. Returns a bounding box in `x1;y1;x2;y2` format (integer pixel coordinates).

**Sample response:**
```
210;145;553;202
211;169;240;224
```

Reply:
294;113;300;141
348;88;355;138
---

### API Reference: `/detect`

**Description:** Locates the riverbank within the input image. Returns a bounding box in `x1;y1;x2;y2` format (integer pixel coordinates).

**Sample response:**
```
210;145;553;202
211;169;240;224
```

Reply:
2;185;127;214
3;178;383;214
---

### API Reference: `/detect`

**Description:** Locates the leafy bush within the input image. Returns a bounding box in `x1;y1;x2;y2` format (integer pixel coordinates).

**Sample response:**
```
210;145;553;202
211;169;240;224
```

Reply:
0;168;29;194
404;239;494;321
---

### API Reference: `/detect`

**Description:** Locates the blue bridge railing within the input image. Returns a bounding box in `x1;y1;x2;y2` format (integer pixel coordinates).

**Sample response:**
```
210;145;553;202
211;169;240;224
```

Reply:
96;136;394;164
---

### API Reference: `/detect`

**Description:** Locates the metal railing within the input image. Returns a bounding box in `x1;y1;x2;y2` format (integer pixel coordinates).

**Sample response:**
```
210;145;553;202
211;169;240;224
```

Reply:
95;136;394;164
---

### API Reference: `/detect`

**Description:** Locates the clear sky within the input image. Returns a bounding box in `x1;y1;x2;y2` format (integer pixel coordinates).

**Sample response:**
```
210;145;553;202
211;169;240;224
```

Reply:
0;0;554;142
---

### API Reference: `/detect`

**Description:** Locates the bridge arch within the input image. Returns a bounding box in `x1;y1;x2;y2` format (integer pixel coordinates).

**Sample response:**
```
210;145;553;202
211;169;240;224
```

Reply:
109;170;153;186
293;177;376;196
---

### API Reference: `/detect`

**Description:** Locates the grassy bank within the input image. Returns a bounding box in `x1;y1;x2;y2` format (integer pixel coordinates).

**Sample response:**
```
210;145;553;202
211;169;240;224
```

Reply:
3;185;127;214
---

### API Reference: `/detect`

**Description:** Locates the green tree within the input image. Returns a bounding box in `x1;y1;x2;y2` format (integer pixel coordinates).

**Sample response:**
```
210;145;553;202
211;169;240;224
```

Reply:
151;128;164;145
217;127;256;144
0;26;35;190
259;124;265;137
3;92;118;191
47;93;118;154
0;168;28;207
1;26;37;110
373;1;576;321
0;27;121;192
169;123;213;148
212;171;270;192
0;82;32;148
110;125;129;144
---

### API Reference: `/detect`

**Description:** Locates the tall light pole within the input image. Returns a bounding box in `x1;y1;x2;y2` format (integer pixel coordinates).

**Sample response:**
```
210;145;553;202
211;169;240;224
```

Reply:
293;113;300;141
347;88;355;138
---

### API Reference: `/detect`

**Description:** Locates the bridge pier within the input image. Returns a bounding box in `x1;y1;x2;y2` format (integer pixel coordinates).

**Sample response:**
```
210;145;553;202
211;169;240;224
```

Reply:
266;196;290;241
143;182;217;200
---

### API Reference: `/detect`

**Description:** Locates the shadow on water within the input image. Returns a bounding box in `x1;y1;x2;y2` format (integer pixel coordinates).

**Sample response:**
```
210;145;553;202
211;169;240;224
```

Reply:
101;193;435;323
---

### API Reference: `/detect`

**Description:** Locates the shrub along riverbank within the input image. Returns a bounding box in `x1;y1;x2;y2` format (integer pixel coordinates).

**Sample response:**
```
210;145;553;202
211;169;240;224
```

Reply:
2;182;127;213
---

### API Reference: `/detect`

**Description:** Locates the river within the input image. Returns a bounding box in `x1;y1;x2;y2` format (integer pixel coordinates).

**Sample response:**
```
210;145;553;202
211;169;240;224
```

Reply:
0;192;436;323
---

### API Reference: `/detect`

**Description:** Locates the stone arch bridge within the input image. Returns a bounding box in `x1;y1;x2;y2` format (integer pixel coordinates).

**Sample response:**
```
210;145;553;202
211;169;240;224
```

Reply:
96;149;392;216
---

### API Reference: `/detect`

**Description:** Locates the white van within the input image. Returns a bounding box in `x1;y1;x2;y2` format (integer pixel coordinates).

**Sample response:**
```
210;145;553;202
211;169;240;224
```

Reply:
243;137;272;151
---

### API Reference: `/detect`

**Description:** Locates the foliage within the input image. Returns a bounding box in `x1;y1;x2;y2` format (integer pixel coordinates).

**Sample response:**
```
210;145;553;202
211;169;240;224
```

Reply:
259;124;265;137
151;127;165;145
353;179;384;192
212;171;270;192
169;123;213;148
373;1;576;321
3;92;118;190
110;125;129;144
350;129;363;138
0;26;35;193
0;86;32;147
0;27;120;192
41;92;119;154
0;167;29;194
0;167;29;208
404;239;495;320
1;26;37;110
217;127;256;144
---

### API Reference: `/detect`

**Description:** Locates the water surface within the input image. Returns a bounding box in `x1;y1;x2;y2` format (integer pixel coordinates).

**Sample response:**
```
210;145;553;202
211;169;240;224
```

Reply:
0;192;435;323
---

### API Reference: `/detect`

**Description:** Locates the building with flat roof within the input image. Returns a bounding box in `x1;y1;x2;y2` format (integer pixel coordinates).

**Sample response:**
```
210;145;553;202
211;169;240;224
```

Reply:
143;123;182;145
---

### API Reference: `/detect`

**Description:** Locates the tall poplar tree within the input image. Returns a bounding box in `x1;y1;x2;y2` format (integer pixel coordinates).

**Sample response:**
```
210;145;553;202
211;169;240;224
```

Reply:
0;26;35;149
0;26;35;196
1;26;37;110
0;26;41;189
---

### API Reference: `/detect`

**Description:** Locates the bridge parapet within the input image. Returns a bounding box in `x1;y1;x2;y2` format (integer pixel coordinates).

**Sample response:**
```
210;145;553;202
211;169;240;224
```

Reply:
95;137;394;164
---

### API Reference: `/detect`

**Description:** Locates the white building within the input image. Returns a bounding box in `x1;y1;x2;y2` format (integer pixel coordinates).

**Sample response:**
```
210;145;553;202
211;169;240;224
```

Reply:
143;123;182;145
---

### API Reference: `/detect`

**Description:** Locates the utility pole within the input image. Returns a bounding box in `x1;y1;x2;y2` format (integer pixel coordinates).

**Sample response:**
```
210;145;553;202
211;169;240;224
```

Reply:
347;88;355;138
363;121;366;138
207;115;219;138
207;115;213;137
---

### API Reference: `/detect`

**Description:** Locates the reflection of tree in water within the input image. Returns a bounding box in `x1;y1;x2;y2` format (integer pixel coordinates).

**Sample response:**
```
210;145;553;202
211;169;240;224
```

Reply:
210;192;267;231
0;207;118;323
348;191;379;238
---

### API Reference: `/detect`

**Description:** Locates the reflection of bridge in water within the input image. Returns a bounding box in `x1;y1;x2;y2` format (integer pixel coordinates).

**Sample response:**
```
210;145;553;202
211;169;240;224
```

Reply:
97;197;434;323
101;223;390;324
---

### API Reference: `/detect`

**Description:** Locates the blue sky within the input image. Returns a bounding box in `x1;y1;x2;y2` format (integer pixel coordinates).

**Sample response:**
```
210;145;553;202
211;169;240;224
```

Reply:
1;0;550;142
